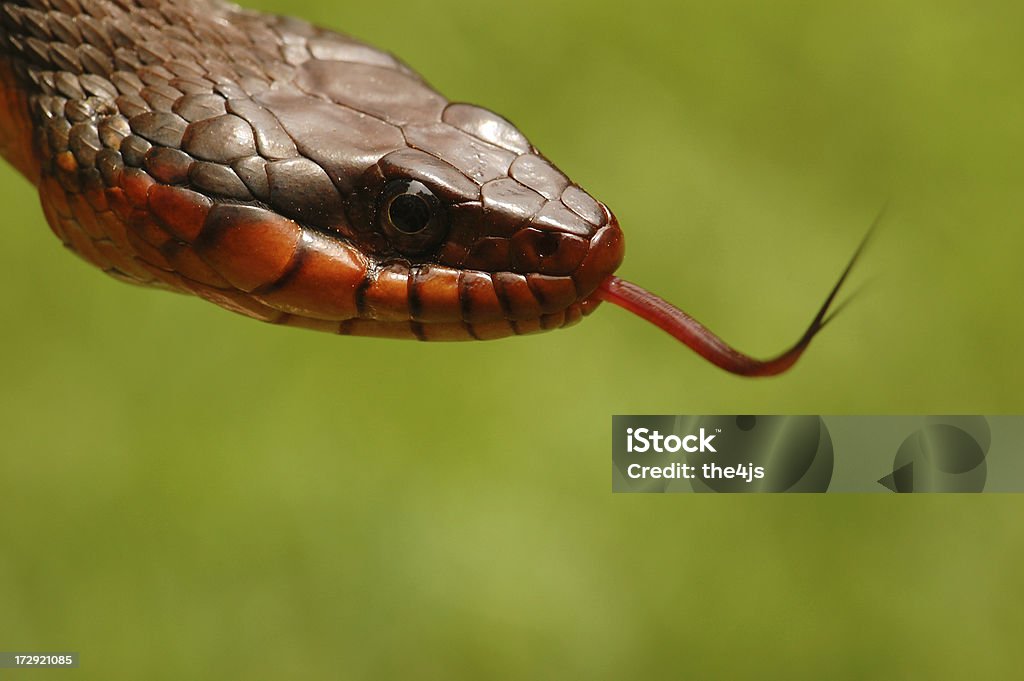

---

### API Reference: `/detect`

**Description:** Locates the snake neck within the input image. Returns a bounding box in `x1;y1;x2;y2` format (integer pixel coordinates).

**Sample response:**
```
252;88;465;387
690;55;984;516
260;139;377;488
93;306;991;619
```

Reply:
0;1;269;69
0;0;283;183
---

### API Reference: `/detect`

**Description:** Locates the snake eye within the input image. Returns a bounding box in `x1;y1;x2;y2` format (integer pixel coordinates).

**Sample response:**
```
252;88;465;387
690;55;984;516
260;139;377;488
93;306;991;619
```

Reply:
379;179;448;254
388;193;431;234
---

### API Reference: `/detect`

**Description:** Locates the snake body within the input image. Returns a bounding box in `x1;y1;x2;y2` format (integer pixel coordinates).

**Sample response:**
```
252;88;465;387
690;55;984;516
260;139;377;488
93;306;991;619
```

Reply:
0;0;624;341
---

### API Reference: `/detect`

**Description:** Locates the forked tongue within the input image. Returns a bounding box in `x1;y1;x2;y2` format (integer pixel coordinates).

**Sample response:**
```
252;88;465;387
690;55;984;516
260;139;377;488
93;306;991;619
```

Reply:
595;219;878;376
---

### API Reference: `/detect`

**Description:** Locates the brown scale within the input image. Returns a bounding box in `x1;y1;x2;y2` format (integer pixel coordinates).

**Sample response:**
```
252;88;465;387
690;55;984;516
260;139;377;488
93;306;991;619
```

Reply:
0;0;866;374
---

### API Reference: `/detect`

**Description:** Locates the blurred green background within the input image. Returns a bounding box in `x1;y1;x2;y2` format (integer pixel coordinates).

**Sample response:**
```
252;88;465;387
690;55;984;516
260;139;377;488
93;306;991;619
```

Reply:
2;0;1022;678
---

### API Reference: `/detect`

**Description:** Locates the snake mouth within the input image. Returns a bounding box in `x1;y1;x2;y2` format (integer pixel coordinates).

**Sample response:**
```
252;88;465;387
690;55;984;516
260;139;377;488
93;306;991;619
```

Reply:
572;216;625;303
250;217;623;341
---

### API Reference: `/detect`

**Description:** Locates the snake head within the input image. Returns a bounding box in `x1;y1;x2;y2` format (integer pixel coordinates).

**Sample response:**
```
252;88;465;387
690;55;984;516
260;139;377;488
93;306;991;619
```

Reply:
6;0;625;342
340;102;624;335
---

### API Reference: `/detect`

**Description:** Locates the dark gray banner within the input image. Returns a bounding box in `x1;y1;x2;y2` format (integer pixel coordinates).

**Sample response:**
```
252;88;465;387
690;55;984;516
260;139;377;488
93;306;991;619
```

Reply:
612;416;1024;493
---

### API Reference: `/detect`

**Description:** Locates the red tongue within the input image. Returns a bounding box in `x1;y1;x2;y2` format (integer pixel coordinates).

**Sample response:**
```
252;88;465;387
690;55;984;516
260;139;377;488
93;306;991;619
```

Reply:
595;276;813;376
594;219;878;377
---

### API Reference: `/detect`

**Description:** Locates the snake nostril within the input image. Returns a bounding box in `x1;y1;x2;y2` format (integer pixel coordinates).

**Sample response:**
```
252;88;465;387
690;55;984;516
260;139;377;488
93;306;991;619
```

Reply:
534;232;560;258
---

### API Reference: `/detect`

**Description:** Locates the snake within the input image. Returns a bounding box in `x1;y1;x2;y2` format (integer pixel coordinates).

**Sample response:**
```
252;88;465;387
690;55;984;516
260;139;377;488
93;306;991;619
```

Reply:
0;0;864;375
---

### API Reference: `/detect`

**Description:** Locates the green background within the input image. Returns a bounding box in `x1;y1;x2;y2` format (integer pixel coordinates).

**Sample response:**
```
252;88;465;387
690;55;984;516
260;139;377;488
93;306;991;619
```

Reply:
2;0;1022;677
